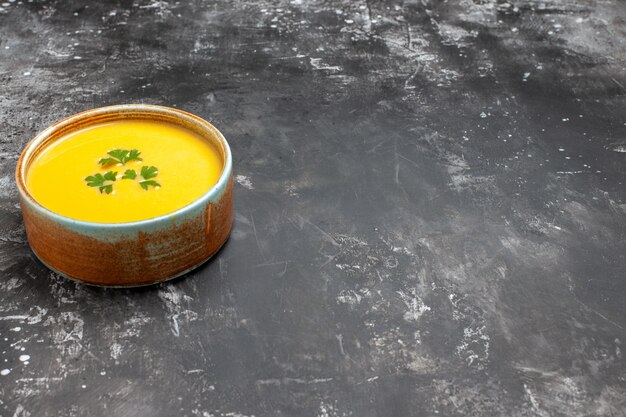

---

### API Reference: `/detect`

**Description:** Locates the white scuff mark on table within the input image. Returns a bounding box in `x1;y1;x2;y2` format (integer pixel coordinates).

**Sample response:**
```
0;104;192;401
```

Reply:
25;307;47;324
435;21;479;47
317;400;345;417
138;0;174;18
257;377;333;387
407;352;438;373
336;263;360;271
456;324;490;369
396;288;431;321
158;286;197;337
524;383;549;417
0;306;50;325
336;289;363;307
11;404;30;417
274;53;307;60
48;273;80;305
516;366;598;415
15;376;65;398
378;234;414;256
336;333;346;356
110;342;122;362
48;311;84;358
284;183;300;197
445;152;495;193
235;175;254;190
0;174;17;198
309;57;342;72
120;312;152;338
45;49;71;58
0;151;18;160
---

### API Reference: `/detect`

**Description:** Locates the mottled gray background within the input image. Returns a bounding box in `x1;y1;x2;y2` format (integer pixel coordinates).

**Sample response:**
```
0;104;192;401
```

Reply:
0;0;625;416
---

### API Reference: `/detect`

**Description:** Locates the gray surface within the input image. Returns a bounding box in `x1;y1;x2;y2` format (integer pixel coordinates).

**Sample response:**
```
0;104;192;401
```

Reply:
1;0;625;416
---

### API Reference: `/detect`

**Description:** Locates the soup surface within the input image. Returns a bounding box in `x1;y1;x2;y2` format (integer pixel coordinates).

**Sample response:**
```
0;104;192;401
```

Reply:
26;120;223;223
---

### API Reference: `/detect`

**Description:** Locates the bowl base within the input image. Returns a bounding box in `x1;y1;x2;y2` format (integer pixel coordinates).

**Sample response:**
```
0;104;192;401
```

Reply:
30;236;230;288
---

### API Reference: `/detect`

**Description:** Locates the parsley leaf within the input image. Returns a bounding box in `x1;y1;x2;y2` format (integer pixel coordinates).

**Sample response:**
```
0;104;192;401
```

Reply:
99;148;142;166
122;169;137;180
127;149;142;162
138;166;160;190
85;171;117;194
139;180;161;190
103;171;117;182
108;149;128;161
84;173;105;187
140;165;158;180
98;157;119;166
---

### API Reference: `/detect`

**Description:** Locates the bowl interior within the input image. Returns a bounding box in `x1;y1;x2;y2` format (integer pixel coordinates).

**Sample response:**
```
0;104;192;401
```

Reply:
16;104;231;226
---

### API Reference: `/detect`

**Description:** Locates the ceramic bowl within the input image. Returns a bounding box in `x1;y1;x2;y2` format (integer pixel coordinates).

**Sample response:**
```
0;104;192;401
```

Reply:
15;104;233;287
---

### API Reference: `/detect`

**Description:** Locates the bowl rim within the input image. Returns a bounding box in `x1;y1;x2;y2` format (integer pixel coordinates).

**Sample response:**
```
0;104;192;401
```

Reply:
15;104;233;228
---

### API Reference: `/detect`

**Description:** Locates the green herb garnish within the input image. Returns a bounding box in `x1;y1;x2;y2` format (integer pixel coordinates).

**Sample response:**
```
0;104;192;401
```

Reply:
139;166;160;190
87;149;160;194
99;149;142;166
121;169;137;180
139;180;160;190
85;171;117;194
140;166;158;179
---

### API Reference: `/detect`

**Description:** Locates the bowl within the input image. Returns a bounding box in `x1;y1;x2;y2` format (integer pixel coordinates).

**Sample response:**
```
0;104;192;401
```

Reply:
15;104;233;287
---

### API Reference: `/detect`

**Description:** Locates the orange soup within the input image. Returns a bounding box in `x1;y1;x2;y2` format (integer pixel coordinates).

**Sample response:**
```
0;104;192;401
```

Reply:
27;120;223;223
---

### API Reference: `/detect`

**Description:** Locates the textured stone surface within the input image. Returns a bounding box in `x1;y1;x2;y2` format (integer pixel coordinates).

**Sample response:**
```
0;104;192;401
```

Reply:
0;0;625;416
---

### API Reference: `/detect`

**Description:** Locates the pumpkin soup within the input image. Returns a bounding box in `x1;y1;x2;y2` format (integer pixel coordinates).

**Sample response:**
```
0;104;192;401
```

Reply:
26;120;223;223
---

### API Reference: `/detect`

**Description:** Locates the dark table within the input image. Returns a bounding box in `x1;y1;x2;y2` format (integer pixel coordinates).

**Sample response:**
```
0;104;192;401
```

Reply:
1;1;625;416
